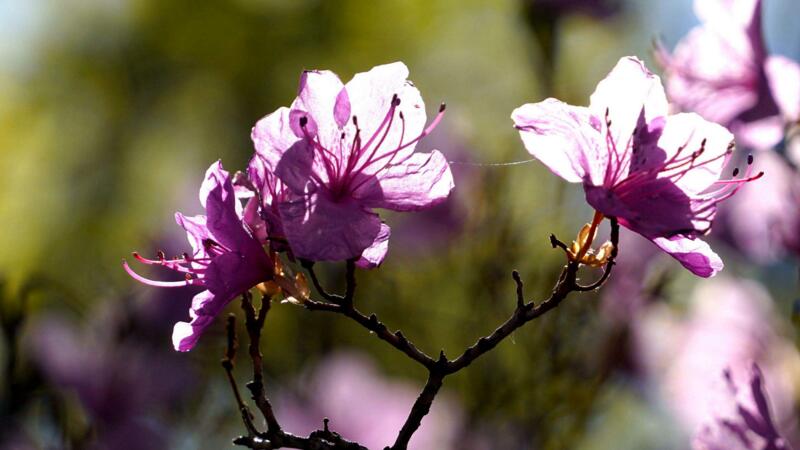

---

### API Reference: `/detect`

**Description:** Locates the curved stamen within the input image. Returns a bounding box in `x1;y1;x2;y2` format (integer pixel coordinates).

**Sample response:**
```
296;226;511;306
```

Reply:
123;260;198;288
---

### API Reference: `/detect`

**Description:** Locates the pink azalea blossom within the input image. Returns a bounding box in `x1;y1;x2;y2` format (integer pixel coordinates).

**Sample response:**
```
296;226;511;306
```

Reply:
634;278;800;447
251;62;454;268
124;161;274;351
657;0;800;150
512;56;761;277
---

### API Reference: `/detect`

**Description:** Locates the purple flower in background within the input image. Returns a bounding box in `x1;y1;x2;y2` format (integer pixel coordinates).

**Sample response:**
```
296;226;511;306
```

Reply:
716;151;800;264
251;62;455;268
276;352;461;450
657;0;800;150
634;278;799;446
28;315;193;450
124;161;274;351
694;364;792;450
513;56;759;277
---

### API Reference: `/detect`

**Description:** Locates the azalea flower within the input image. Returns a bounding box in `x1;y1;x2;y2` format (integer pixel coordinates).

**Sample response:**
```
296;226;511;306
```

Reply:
694;365;792;450
250;62;455;268
634;277;800;448
657;0;800;150
512;56;761;277
124;161;274;351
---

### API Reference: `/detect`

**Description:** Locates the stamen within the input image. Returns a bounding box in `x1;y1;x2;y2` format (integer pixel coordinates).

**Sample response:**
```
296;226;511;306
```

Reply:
123;260;196;288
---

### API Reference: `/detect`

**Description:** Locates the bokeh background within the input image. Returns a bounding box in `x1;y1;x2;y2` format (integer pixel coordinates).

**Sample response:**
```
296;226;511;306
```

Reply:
1;0;799;449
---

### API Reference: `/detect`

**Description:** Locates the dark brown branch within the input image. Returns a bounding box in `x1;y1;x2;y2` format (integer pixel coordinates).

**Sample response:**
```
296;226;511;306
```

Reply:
241;292;281;433
222;314;258;436
304;299;437;369
301;260;340;303
389;371;445;449
234;429;368;450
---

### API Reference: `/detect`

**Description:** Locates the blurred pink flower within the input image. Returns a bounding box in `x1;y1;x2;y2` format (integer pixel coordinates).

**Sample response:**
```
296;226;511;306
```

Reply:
657;0;800;150
716;152;800;263
694;364;792;450
276;352;461;450
635;277;800;446
124;161;274;351
513;56;758;277
251;62;454;268
27;314;193;450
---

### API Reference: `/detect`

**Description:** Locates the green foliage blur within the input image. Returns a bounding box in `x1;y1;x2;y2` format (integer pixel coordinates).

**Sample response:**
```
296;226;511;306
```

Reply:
1;1;799;449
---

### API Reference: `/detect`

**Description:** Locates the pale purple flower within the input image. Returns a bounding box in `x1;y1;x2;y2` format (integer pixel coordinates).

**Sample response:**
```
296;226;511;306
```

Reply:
276;352;461;450
124;161;274;351
28;314;193;450
250;62;455;268
657;0;800;150
512;56;761;277
694;364;792;450
634;278;799;446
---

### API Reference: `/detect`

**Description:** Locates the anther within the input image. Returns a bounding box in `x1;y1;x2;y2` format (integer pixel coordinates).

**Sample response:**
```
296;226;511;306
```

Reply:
438;103;446;113
299;116;308;127
157;250;166;260
391;94;400;106
747;154;754;165
732;167;740;177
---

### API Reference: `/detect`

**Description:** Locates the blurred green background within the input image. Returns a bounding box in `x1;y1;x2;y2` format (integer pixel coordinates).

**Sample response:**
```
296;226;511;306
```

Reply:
1;1;799;449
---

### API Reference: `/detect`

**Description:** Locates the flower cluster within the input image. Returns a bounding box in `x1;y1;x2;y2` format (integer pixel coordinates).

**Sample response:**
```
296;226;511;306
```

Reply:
127;56;765;351
125;62;455;351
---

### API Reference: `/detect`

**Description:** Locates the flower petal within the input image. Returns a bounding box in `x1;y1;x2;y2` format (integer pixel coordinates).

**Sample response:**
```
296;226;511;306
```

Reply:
661;26;758;127
200;161;254;251
512;98;605;185
589;56;669;149
172;290;218;351
175;212;210;257
345;62;427;173
651;235;723;277
355;150;454;212
279;192;384;262
293;69;346;148
657;113;734;194
356;223;391;269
